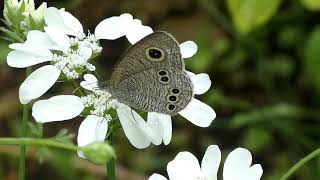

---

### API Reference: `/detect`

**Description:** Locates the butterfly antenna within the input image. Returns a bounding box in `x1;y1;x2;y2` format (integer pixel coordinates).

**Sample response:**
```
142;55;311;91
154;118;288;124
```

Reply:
56;80;68;83
94;71;103;81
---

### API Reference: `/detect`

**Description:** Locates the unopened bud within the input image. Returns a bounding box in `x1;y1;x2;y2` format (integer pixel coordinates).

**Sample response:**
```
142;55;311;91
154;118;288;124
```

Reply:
82;142;116;165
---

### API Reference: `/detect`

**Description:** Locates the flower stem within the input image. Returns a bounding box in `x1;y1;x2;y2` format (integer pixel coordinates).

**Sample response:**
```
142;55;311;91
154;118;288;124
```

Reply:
70;79;86;96
19;67;32;180
0;137;81;151
106;134;116;180
280;147;320;180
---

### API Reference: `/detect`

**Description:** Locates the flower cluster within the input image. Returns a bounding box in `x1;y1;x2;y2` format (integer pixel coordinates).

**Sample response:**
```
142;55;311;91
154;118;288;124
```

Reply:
5;5;214;151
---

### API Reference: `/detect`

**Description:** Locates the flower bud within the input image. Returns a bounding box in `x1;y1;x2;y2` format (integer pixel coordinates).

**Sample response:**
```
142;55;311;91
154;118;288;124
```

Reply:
82;142;116;165
3;0;47;40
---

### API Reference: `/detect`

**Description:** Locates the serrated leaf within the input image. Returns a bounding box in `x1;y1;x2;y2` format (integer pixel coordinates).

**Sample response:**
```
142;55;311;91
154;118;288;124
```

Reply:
304;27;320;94
28;14;37;29
52;129;75;144
0;36;15;43
27;122;43;138
227;0;282;34
0;27;24;42
36;147;51;164
300;0;320;11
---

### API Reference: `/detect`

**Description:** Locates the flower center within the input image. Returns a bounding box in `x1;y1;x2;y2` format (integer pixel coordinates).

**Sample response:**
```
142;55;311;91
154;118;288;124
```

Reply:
52;31;102;79
52;48;95;79
80;90;116;120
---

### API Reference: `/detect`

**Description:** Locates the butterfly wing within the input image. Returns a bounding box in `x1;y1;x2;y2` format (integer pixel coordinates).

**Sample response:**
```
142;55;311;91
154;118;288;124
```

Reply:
111;67;193;115
109;31;184;88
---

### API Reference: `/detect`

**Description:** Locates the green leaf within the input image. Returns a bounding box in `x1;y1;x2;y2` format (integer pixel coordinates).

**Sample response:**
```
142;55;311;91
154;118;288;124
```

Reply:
27;122;43;138
230;103;314;128
0;27;24;42
300;0;320;11
227;0;282;34
52;129;74;144
304;27;320;94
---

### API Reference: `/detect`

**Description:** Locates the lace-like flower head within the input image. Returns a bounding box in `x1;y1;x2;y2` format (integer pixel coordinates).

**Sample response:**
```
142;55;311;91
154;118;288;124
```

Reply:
29;10;216;151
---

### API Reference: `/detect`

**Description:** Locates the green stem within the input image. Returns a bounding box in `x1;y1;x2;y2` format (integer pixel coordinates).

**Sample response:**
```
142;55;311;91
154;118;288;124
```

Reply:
106;134;116;180
19;67;32;180
0;137;81;152
70;79;86;96
280;147;320;180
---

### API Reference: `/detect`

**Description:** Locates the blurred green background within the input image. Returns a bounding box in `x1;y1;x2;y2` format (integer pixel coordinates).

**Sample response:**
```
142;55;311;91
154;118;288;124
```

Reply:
1;0;320;179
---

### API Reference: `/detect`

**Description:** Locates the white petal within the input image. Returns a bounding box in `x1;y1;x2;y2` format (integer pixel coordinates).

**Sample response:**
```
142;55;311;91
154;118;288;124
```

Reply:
126;25;153;44
45;7;66;31
178;98;216;127
167;152;201;180
9;43;53;57
187;71;212;95
148;174;168;180
159;114;172;145
201;145;221;180
60;10;83;35
223;148;253;180
19;65;60;104
78;46;92;60
32;95;84;123
25;30;63;50
80;81;98;91
236;164;263;180
180;41;197;58
147;112;163;145
95;13;133;40
147;112;172;145
247;164;263;180
116;103;151;149
45;7;83;36
84;74;98;83
7;49;53;68
77;115;108;158
80;74;99;91
45;27;71;52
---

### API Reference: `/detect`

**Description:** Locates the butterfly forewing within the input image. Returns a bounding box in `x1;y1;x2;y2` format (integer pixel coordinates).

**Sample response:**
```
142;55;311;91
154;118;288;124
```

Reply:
109;31;183;87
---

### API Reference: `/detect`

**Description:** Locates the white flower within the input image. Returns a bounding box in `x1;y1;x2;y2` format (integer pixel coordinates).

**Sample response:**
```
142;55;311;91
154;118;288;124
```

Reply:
7;29;94;104
30;12;215;150
149;145;263;180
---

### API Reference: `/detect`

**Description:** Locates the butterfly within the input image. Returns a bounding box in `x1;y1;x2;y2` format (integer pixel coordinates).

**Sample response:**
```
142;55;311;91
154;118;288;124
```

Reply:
101;31;194;115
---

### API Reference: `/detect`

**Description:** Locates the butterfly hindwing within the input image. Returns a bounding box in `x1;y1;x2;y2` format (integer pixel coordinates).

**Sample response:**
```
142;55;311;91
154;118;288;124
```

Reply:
109;31;184;87
111;67;193;115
